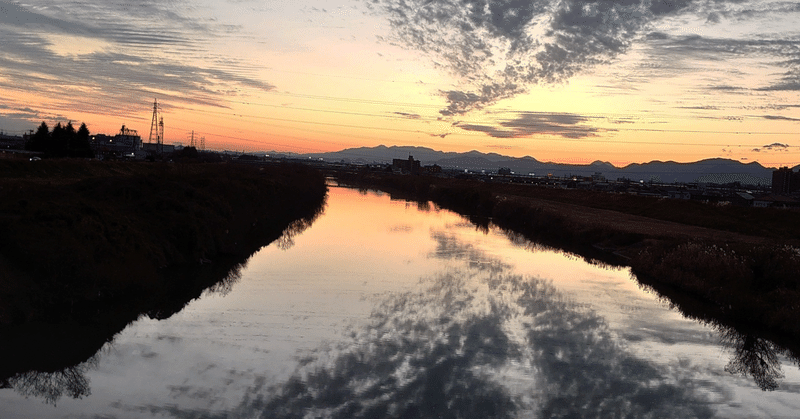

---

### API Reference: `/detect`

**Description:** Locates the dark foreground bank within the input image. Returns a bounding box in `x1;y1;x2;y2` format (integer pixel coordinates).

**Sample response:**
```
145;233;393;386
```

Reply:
0;160;327;381
333;171;800;359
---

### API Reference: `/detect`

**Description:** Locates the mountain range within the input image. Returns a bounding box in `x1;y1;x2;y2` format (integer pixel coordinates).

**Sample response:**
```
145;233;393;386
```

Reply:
296;145;789;185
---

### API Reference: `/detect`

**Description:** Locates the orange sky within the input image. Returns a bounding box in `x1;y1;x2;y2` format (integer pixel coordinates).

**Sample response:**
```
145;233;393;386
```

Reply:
1;0;799;167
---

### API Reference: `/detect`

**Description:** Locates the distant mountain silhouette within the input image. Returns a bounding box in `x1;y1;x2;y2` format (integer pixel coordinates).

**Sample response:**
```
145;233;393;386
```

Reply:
304;146;775;185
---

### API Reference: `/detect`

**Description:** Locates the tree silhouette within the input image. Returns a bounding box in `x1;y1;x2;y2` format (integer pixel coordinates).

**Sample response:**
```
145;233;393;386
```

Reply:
722;329;785;391
26;121;49;152
71;123;93;158
24;121;93;158
50;122;68;157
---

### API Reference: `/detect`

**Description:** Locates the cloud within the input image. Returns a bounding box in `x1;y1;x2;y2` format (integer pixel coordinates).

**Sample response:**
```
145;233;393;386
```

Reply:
679;106;720;110
762;115;800;122
369;0;800;114
753;143;791;153
223;233;721;418
392;111;422;119
762;142;790;150
642;32;800;94
0;0;275;126
369;0;701;115
708;84;747;92
0;0;205;47
455;111;600;139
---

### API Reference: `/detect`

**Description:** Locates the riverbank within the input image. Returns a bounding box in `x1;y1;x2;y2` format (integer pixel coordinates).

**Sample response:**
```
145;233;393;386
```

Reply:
333;171;800;345
0;160;327;380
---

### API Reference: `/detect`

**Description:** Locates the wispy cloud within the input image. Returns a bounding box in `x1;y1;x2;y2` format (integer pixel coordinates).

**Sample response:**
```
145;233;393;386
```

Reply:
0;0;274;125
642;32;800;94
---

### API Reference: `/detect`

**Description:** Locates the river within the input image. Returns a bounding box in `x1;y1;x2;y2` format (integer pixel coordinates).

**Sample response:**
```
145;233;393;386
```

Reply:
2;185;799;418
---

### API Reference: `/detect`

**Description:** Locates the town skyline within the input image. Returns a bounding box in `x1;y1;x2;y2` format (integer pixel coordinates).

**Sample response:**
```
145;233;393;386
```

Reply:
1;0;799;166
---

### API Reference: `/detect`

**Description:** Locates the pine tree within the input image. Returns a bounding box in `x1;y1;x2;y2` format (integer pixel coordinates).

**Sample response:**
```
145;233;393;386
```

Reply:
72;123;94;158
26;121;49;152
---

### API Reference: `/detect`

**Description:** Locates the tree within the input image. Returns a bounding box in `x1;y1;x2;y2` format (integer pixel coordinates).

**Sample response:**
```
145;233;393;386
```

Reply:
71;123;93;158
50;122;68;157
26;121;95;158
77;123;89;139
26;121;49;152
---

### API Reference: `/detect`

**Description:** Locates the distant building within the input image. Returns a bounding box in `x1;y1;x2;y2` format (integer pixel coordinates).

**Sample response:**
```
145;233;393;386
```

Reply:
92;126;143;159
0;133;25;150
423;164;442;174
667;190;691;200
771;167;800;194
392;155;421;174
142;142;175;154
498;167;512;175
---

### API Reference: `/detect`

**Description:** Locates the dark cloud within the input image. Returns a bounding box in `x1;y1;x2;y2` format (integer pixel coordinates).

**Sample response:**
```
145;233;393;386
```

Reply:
455;111;600;139
370;0;800;113
762;115;800;122
392;111;422;119
762;142;790;151
708;84;747;92
752;143;791;153
369;0;699;115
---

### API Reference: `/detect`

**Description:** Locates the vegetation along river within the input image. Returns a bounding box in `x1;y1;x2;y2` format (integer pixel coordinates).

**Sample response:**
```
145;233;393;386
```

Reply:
2;185;799;418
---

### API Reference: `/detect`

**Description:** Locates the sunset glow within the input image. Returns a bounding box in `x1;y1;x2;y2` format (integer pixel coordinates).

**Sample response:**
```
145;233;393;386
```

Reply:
1;0;799;166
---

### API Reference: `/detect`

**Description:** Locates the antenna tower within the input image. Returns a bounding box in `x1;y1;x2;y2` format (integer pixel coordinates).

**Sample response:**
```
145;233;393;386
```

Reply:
148;99;164;154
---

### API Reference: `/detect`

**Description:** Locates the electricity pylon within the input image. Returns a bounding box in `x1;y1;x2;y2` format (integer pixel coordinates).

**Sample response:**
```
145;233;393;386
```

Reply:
148;99;164;155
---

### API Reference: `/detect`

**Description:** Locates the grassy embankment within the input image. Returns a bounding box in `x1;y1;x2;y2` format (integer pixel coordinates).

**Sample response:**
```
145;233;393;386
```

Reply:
0;160;327;380
335;171;800;343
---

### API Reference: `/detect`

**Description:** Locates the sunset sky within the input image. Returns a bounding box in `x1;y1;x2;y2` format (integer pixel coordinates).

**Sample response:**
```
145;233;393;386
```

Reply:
1;0;799;166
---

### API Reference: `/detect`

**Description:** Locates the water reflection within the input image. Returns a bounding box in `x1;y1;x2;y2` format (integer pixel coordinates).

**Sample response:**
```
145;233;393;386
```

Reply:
0;200;326;405
275;209;324;251
637;277;800;391
5;186;798;416
232;235;718;418
0;356;97;405
473;214;800;392
721;329;789;392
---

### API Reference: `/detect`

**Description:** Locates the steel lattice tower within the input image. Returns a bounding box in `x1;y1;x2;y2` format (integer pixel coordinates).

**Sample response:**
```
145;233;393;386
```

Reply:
148;99;164;154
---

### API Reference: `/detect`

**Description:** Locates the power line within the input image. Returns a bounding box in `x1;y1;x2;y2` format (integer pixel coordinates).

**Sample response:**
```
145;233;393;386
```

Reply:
262;67;437;86
262;92;445;109
174;104;796;149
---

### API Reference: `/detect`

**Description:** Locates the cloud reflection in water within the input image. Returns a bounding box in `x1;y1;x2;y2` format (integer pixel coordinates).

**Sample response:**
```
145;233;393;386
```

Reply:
244;232;717;418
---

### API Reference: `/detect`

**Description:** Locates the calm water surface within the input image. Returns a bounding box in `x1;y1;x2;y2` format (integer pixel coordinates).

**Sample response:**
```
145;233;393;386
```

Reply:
3;186;800;418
